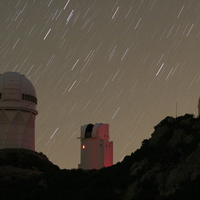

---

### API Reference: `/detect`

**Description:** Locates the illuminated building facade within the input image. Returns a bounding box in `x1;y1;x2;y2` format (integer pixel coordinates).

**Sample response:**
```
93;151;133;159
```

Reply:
78;123;113;170
0;72;38;150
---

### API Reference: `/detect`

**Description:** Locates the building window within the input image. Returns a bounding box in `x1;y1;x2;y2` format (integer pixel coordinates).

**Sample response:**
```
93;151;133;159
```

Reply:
100;144;102;147
22;93;37;104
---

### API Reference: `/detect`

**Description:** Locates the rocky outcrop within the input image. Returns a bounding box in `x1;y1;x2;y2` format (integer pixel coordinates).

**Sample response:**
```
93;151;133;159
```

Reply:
124;114;200;200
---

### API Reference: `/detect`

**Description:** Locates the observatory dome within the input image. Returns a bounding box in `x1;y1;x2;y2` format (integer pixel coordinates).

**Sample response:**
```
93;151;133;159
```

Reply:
0;72;38;150
0;72;37;114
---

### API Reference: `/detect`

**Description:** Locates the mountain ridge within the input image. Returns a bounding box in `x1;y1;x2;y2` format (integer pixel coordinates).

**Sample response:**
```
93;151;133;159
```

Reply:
1;114;200;199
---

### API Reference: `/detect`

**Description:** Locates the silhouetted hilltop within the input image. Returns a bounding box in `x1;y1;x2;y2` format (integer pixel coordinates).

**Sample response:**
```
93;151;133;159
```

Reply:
1;114;200;199
0;148;59;176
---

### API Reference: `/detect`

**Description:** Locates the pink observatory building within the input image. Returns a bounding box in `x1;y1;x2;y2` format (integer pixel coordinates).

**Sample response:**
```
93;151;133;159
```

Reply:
78;123;113;170
0;72;38;150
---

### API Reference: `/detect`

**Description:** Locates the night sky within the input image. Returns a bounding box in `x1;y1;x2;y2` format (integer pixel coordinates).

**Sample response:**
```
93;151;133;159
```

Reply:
1;0;200;169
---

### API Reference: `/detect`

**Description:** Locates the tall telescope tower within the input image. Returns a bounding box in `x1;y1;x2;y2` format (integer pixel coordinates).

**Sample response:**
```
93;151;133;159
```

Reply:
78;123;113;170
0;72;38;150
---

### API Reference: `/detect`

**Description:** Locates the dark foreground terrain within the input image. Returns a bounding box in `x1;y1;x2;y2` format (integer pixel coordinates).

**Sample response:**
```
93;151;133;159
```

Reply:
1;114;200;200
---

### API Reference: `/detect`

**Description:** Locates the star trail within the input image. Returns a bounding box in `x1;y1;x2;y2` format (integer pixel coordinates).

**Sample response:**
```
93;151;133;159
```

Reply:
1;0;200;169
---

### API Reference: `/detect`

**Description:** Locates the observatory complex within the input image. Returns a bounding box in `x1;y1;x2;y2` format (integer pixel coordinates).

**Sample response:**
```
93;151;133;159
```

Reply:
0;72;38;151
78;123;113;170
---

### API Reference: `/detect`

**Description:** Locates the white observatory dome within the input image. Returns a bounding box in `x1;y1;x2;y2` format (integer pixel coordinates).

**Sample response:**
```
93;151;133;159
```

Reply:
0;72;38;151
0;72;37;114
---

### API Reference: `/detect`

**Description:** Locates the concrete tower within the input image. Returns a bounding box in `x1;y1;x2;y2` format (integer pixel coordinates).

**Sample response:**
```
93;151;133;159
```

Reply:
78;123;113;170
0;72;38;150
